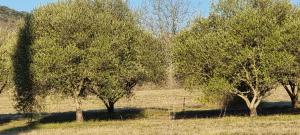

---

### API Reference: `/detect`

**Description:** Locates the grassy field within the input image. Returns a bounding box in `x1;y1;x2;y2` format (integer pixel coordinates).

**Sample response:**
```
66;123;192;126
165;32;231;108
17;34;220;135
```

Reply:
1;87;300;135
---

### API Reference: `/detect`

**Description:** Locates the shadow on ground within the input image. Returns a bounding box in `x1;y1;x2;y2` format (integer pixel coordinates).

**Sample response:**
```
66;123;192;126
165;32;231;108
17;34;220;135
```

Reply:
0;121;37;135
2;102;300;134
0;114;23;125
174;101;300;119
0;108;145;135
38;108;145;123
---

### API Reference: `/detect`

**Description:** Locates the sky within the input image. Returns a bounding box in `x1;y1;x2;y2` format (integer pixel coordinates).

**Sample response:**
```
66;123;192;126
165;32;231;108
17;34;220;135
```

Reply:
0;0;299;17
0;0;211;16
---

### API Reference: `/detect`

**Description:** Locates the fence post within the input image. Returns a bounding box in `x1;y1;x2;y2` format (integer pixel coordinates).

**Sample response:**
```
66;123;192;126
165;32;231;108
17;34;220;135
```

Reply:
182;97;185;112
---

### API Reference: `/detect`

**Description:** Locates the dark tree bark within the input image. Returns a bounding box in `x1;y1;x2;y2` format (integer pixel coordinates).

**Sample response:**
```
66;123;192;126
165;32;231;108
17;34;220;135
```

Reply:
290;94;298;109
103;100;116;118
0;81;7;94
283;82;299;109
107;101;115;114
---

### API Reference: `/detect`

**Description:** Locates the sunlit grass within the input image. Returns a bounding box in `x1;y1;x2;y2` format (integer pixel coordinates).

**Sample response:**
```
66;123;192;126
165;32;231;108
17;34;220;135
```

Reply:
1;87;299;135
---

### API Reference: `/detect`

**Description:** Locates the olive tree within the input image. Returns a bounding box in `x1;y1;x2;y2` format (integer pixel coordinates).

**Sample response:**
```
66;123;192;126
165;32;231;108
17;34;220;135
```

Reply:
279;10;300;109
28;0;166;120
13;15;40;114
29;0;107;121
217;0;300;109
85;1;167;114
173;0;296;117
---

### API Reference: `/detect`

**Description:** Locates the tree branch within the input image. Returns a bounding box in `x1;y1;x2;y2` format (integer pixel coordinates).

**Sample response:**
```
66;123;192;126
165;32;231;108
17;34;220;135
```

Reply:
254;96;263;108
237;93;251;108
282;82;294;98
289;81;296;95
0;80;7;94
242;66;256;93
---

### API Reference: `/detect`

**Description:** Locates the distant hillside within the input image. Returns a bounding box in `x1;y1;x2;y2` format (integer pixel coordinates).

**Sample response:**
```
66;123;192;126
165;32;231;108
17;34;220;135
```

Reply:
0;6;26;23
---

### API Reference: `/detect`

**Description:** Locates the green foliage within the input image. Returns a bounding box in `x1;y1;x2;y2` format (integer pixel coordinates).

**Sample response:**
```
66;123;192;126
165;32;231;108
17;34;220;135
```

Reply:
173;0;297;116
82;0;167;112
278;10;300;84
0;6;29;112
199;77;233;106
30;0;98;96
0;20;17;94
0;6;24;95
28;0;166;114
13;15;38;113
0;6;24;93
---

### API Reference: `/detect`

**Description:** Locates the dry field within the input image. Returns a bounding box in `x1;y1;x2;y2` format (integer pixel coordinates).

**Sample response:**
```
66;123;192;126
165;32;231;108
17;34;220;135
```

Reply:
1;87;300;135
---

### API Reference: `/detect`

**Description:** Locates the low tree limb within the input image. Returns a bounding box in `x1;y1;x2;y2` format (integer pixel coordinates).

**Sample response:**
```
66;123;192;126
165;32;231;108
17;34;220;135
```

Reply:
0;80;7;94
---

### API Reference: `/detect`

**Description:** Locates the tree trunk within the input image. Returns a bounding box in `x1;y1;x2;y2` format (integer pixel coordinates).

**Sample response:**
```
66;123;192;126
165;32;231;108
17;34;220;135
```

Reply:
74;96;84;122
237;93;259;117
283;84;299;109
107;101;115;114
166;40;176;89
291;95;298;109
249;107;257;117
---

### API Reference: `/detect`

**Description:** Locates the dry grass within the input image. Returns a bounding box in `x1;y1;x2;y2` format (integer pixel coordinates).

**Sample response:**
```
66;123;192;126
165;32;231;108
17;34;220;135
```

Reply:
0;88;299;135
34;89;200;114
2;115;300;135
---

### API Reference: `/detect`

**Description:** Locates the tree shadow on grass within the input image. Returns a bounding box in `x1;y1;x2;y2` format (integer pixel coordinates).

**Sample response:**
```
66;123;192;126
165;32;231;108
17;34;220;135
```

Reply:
0;121;37;135
38;108;145;123
0;114;23;125
174;101;300;119
0;108;145;135
258;101;300;116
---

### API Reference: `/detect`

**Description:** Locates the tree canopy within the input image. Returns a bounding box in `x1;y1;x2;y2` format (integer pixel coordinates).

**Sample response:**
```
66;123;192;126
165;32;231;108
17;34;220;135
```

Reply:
20;0;166;121
173;0;298;116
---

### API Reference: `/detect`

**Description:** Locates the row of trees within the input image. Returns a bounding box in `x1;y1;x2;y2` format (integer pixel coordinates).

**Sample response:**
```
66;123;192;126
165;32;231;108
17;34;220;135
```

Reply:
1;0;202;122
174;0;300;117
1;0;300;121
0;0;167;122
